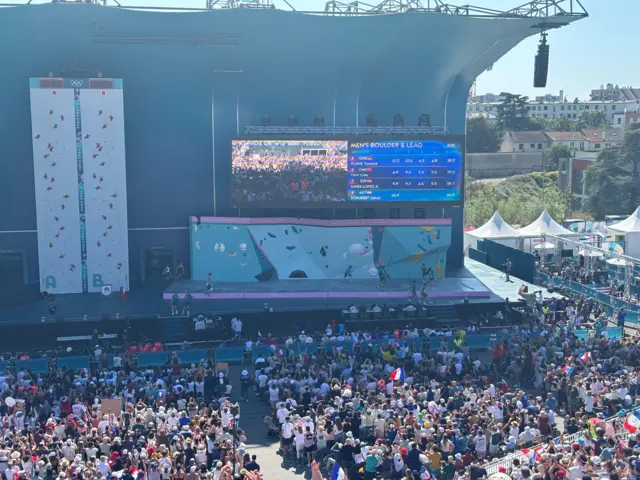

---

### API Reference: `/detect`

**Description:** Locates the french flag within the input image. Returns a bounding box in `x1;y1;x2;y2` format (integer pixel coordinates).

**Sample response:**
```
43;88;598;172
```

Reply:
522;446;543;463
624;411;640;433
562;365;574;375
579;351;591;362
331;461;347;480
390;368;405;381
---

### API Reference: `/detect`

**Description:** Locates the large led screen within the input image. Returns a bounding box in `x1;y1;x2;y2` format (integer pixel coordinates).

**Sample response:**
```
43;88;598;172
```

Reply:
230;137;464;207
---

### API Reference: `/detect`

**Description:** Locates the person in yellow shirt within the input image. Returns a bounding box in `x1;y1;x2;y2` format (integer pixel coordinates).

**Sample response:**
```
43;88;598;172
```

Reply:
429;447;443;475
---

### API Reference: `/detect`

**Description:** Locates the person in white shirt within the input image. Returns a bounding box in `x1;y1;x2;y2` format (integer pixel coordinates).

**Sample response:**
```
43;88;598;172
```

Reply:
281;418;294;456
268;385;280;410
276;404;289;424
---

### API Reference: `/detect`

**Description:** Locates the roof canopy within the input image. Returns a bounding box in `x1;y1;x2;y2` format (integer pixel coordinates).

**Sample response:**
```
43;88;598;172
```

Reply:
467;212;524;239
609;207;640;233
518;209;575;236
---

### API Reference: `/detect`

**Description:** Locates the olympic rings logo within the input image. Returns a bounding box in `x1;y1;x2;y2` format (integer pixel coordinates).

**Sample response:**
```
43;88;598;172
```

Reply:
70;80;84;88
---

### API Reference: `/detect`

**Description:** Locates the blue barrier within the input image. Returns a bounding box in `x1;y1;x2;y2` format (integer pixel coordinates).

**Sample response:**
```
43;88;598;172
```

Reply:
175;349;209;365
573;329;590;340
538;272;637;325
324;341;353;353
466;334;493;349
214;347;244;363
15;358;49;374
252;345;273;361
428;336;455;351
57;356;90;371
136;352;169;367
290;342;318;357
604;327;623;340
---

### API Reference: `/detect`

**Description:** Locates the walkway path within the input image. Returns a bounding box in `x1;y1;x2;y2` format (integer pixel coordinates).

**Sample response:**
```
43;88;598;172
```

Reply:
228;365;311;480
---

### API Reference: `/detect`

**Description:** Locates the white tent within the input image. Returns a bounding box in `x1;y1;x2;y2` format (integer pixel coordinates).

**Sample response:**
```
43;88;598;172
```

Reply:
606;257;627;266
519;209;575;236
465;212;524;250
534;241;555;250
608;207;640;260
608;207;640;233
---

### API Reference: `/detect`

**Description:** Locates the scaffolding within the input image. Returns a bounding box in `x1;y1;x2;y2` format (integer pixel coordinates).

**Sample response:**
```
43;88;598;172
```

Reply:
0;0;588;19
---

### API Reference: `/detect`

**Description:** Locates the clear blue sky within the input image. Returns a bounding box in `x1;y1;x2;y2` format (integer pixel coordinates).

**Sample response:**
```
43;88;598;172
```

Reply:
103;0;636;101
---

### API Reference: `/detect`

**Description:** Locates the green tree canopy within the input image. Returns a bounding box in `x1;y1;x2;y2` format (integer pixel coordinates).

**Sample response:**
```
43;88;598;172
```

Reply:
466;117;503;153
464;172;569;227
496;93;533;131
547;115;575;131
576;109;609;129
584;125;640;219
545;143;573;172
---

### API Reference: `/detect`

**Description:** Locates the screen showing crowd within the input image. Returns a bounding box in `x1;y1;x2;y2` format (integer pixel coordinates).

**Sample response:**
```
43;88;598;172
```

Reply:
231;139;349;205
230;138;463;207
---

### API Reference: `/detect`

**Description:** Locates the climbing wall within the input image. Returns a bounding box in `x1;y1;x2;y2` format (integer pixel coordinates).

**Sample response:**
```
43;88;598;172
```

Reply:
190;218;452;282
30;85;83;294
29;78;129;294
80;87;129;293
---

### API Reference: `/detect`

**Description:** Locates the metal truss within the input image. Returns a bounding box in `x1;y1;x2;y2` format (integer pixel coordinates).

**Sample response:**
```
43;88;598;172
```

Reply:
0;0;588;18
243;125;449;135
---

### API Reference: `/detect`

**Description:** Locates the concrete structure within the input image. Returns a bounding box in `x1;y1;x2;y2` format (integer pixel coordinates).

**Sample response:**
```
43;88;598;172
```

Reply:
590;83;640;102
0;1;586;287
535;90;564;103
501;131;549;153
466;152;544;178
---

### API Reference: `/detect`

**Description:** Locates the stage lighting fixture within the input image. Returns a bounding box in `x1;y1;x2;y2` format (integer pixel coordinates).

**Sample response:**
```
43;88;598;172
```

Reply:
314;115;325;127
288;116;298;126
534;32;550;88
393;114;404;127
261;115;272;127
418;114;431;127
366;114;378;127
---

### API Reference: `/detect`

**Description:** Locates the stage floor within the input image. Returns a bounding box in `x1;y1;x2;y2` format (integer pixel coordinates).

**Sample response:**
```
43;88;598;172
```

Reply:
164;267;497;305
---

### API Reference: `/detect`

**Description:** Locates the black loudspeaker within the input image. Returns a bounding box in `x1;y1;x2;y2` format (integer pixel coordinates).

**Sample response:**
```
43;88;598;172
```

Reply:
534;34;550;88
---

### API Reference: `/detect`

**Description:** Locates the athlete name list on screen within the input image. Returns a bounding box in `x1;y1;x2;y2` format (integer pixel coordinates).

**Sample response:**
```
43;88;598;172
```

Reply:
346;141;463;202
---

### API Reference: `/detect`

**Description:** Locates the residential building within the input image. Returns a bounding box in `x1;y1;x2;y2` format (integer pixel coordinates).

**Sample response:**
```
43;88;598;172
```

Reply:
612;111;640;129
590;83;640;102
534;90;563;103
500;131;549;153
544;131;588;150
581;127;624;150
466;99;640;124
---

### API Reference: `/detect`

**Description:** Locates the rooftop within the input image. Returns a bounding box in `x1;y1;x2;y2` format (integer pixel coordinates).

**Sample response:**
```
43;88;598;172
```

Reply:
545;131;588;141
506;131;548;143
581;127;624;142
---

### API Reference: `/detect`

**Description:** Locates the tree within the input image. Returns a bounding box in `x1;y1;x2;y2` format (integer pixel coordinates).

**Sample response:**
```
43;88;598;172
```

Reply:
466;117;502;153
584;125;640;218
547;115;575;131
545;143;572;172
464;172;569;226
529;116;549;130
496;93;533;131
576;109;609;129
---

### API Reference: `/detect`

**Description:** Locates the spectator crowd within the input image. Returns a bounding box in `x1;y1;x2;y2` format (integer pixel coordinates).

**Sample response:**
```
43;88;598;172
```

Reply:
230;140;348;204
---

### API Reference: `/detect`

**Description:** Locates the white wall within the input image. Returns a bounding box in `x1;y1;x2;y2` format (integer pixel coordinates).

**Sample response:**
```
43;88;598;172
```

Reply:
30;87;84;294
80;88;130;293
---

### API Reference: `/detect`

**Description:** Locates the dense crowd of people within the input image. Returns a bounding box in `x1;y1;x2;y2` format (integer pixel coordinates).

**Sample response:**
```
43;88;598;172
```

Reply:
230;140;348;204
250;293;640;480
3;275;640;480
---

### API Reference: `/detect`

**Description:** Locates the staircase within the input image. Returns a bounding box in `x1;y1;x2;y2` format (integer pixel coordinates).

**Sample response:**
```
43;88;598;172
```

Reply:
160;316;190;343
428;304;462;327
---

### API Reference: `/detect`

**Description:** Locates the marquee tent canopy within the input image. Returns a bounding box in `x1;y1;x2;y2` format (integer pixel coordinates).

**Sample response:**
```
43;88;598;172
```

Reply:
518;209;575;237
609;207;640;233
466;212;524;240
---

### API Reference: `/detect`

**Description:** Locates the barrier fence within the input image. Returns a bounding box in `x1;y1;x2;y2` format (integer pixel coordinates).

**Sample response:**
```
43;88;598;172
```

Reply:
537;272;640;324
483;409;632;475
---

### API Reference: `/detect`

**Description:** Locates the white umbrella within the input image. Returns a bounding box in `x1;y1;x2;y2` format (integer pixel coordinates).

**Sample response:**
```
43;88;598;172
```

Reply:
579;249;604;258
606;257;627;266
534;242;555;250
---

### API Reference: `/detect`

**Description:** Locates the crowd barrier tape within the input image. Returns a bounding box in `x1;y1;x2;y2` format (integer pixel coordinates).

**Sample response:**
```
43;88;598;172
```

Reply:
537;272;639;324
